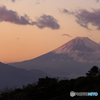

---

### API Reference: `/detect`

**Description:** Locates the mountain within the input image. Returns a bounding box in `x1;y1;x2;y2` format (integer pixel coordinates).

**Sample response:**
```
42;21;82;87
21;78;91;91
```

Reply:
9;37;100;78
0;62;50;90
53;37;100;62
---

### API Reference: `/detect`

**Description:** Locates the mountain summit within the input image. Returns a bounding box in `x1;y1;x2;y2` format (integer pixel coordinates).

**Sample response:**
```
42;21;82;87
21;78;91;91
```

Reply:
52;37;100;63
53;37;100;54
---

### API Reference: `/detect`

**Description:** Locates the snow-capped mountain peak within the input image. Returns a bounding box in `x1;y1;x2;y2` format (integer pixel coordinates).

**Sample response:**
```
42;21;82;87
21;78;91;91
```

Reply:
53;37;100;54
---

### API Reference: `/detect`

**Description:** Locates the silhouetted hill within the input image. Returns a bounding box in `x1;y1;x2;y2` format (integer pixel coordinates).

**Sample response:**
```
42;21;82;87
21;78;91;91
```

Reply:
29;69;50;77
0;62;50;90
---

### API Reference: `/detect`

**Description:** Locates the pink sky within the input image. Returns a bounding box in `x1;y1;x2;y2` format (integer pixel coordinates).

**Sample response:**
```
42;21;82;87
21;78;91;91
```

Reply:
0;0;100;63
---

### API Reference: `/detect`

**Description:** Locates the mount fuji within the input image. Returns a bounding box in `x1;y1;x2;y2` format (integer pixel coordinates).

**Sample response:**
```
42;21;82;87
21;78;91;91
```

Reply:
53;37;100;62
9;37;100;78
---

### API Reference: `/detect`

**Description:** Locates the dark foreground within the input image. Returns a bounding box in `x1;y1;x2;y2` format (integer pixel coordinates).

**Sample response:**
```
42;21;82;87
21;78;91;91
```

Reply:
0;66;100;100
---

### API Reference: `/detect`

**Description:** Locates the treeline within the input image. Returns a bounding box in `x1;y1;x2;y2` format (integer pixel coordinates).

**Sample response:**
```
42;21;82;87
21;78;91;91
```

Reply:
0;66;100;100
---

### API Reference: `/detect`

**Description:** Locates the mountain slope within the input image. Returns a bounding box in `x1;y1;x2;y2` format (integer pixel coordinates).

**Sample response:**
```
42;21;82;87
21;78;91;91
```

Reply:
9;37;100;78
0;62;50;90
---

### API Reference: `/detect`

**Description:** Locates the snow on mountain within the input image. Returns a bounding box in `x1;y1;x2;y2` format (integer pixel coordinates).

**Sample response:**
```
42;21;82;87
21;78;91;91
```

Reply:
53;37;100;54
53;37;100;62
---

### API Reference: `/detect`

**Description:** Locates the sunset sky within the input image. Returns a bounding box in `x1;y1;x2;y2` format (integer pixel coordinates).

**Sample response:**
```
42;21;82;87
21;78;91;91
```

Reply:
0;0;100;63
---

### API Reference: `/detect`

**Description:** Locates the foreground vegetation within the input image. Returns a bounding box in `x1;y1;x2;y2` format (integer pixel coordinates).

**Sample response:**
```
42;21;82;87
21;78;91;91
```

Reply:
0;66;100;100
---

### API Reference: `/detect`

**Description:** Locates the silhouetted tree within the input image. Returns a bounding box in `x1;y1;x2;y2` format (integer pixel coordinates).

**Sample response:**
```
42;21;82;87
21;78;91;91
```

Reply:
86;66;100;77
1;75;100;100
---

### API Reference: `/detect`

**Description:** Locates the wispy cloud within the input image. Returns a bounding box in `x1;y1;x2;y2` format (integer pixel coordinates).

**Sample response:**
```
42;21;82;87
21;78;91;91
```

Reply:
9;0;100;3
96;0;99;2
62;34;72;37
11;0;16;2
62;8;100;30
0;6;60;30
35;0;40;5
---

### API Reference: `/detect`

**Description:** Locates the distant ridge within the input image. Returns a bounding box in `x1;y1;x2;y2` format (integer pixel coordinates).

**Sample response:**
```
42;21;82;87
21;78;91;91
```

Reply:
0;62;50;90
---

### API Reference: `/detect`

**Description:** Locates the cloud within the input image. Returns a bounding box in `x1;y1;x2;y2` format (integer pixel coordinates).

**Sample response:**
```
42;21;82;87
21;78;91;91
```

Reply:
35;0;40;4
35;14;60;29
0;6;60;30
62;34;72;37
62;8;100;30
62;9;69;13
96;0;99;2
0;6;34;25
12;0;15;2
10;0;100;3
